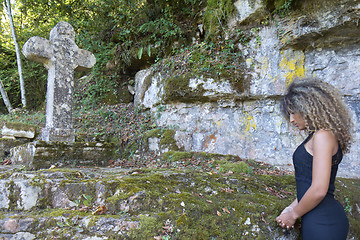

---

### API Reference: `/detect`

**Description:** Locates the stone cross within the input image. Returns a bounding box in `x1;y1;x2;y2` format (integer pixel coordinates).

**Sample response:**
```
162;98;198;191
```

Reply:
22;21;96;142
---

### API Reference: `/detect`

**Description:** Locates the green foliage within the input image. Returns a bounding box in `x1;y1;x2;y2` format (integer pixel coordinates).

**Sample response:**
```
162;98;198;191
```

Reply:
0;0;239;110
344;197;352;213
75;34;119;106
82;194;93;207
156;35;250;103
264;0;298;17
203;0;235;41
0;0;205;110
0;108;45;130
275;0;297;16
137;15;182;46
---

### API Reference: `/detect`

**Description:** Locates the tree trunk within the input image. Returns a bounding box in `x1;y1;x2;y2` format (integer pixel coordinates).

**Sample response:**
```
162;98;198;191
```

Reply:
0;79;13;113
6;0;27;108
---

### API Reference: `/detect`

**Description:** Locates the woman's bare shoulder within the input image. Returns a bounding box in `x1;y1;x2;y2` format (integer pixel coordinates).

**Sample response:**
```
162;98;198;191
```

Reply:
312;129;338;153
313;129;336;141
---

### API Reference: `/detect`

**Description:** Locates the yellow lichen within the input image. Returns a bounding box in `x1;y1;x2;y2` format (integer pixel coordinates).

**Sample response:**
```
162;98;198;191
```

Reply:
279;49;305;86
240;112;257;134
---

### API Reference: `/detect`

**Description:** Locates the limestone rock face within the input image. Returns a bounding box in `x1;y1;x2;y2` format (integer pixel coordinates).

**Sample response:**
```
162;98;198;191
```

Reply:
233;0;267;24
135;0;360;178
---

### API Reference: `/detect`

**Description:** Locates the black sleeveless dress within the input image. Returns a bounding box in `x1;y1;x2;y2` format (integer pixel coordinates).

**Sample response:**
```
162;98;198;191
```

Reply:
293;133;349;240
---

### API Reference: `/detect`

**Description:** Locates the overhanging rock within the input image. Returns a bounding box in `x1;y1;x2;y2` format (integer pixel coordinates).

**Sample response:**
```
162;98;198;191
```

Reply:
10;141;115;170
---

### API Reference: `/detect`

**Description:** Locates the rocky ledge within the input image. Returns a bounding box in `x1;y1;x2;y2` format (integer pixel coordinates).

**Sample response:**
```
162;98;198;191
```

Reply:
0;155;359;239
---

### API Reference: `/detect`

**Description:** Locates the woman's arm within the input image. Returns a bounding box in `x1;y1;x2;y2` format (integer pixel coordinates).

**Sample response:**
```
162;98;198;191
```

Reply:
276;130;336;229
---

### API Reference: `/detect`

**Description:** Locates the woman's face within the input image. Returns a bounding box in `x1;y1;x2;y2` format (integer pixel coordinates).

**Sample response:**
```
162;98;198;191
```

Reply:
289;112;306;130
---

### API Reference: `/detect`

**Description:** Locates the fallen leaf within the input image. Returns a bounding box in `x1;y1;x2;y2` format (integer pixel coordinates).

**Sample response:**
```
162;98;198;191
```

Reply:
79;206;90;212
206;200;213;204
261;212;268;225
217;210;222;216
1;158;12;165
220;187;234;193
280;189;293;195
92;205;107;215
222;207;231;214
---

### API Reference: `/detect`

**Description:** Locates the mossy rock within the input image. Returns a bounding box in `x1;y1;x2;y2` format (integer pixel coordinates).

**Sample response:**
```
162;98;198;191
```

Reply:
162;151;242;163
106;169;299;239
3;122;36;132
102;86;134;105
163;72;210;103
0;165;358;239
144;128;180;152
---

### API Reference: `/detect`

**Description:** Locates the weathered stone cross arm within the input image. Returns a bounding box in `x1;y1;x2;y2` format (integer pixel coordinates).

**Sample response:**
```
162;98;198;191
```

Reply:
23;36;96;71
22;22;96;71
76;49;97;71
22;36;53;68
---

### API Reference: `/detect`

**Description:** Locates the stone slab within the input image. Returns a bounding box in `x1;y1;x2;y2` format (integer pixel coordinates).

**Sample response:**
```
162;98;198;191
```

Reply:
9;141;115;170
1;122;36;139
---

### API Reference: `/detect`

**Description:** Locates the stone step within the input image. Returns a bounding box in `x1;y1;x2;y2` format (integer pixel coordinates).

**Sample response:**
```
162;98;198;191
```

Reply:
0;166;129;212
0;165;358;239
10;141;115;170
0;210;138;240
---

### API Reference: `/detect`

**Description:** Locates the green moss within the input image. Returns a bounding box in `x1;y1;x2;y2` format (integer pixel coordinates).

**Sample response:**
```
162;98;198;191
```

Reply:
145;128;162;139
0;171;12;179
216;160;251;174
36;197;52;209
29;175;47;188
130;215;162;239
4;122;36;132
102;166;298;238
176;213;189;226
144;128;179;151
40;168;87;179
162;151;240;163
194;152;240;162
6;181;21;211
164;72;209;103
159;129;179;151
108;184;143;204
162;151;193;162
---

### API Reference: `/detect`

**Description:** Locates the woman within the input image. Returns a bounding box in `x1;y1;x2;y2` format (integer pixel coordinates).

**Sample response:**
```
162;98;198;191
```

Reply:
276;79;353;240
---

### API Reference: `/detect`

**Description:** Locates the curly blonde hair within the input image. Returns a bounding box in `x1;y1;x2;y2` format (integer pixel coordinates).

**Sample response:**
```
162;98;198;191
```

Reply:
280;78;353;153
